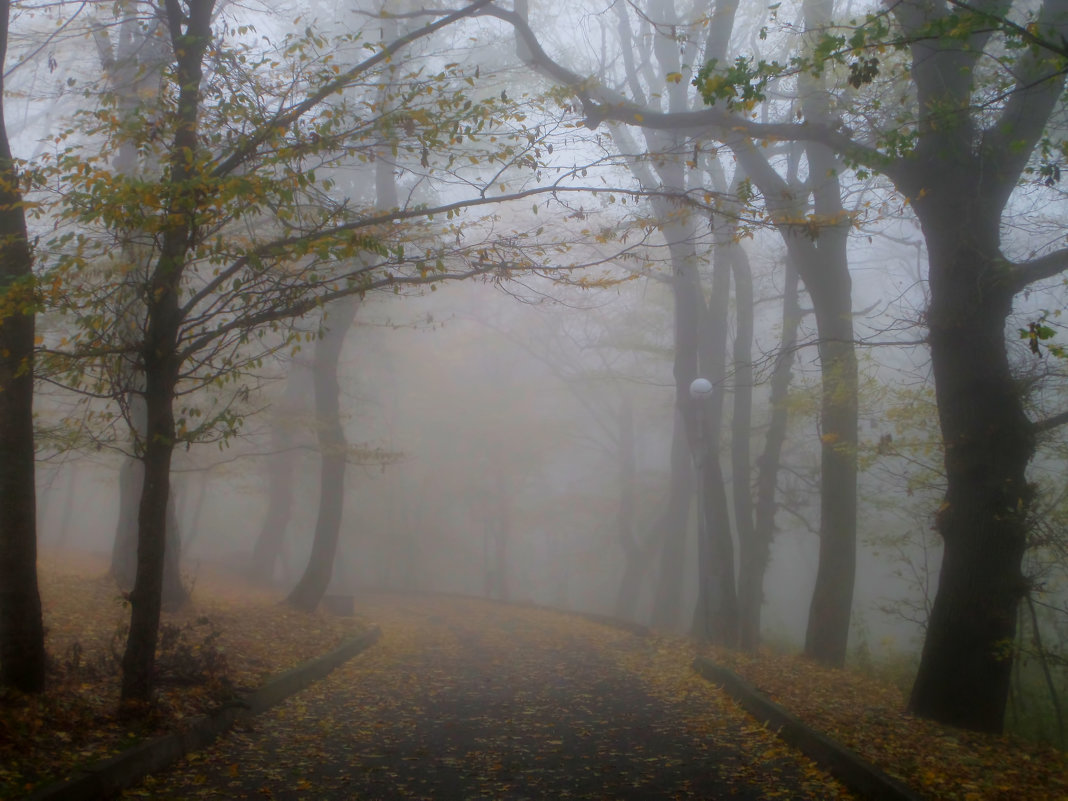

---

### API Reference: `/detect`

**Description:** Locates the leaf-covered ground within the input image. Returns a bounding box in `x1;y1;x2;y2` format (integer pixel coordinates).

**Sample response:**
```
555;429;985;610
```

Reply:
702;644;1068;801
4;553;1066;800
0;550;369;797
131;594;851;800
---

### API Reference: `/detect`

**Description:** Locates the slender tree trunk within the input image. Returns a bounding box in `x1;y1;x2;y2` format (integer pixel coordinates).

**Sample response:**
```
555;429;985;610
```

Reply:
179;471;208;553
250;370;303;584
112;454;186;610
691;232;738;646
120;0;213;707
286;299;358;612
492;468;510;602
796;0;859;670
649;408;693;629
691;420;738;644
112;457;140;588
54;466;79;548
106;7;180;602
0;0;46;694
613;396;653;622
730;244;757;650
161;493;186;610
121;358;178;706
740;258;800;650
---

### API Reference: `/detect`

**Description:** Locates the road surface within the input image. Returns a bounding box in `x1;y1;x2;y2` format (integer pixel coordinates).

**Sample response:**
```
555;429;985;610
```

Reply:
126;594;851;800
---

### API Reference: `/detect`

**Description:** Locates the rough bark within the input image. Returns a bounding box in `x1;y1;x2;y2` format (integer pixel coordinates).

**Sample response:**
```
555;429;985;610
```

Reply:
907;179;1033;732
896;0;1068;732
0;0;46;694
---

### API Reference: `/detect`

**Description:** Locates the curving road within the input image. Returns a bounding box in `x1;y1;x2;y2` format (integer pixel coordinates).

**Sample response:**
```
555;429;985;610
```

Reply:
126;594;853;800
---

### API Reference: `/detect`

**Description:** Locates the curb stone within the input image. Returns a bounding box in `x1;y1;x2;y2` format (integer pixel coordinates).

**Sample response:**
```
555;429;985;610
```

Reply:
693;656;925;801
25;626;381;801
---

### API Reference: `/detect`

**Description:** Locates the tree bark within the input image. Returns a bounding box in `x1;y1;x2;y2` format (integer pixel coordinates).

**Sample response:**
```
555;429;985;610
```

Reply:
112;454;187;610
740;258;800;650
250;369;304;584
613;396;653;622
907;186;1032;732
691;227;739;647
120;0;214;707
649;406;695;629
0;0;46;694
894;0;1068;732
285;298;358;612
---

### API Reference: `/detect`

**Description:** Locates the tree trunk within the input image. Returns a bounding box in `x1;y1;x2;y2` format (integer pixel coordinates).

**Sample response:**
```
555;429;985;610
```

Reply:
121;360;178;706
740;258;800;650
250;369;304;584
907;198;1032;733
0;0;45;694
691;232;738;646
161;493;186;610
649;407;694;629
119;0;213;707
797;239;857;665
613;396;653;622
112;454;186;610
492;469;510;602
286;298;358;612
691;422;739;644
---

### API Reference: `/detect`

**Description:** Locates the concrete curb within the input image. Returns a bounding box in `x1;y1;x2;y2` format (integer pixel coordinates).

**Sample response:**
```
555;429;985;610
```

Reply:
27;626;381;801
693;656;924;801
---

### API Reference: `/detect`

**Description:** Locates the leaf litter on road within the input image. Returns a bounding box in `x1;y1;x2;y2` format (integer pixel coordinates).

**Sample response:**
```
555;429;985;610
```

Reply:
135;595;853;800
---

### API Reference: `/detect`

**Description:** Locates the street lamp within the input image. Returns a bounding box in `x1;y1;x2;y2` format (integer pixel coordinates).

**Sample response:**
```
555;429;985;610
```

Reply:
689;377;714;401
689;378;714;459
689;377;713;638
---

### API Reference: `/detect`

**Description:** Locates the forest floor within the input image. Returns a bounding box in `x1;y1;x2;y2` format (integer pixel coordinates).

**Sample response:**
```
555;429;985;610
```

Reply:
0;551;1064;800
0;550;370;798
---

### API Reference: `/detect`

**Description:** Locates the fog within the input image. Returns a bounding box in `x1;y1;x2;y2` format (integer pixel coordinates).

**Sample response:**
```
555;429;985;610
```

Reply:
37;266;943;659
6;0;1068;748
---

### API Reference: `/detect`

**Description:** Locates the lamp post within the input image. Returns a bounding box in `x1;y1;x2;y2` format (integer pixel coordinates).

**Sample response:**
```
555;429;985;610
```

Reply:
689;377;714;472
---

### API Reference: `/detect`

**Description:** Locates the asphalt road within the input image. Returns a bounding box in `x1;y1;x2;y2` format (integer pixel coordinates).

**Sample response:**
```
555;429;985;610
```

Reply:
124;594;852;800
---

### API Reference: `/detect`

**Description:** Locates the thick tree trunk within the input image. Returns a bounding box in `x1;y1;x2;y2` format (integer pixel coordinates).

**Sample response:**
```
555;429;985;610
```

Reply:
286;299;358;612
0;0;46;693
908;201;1032;733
